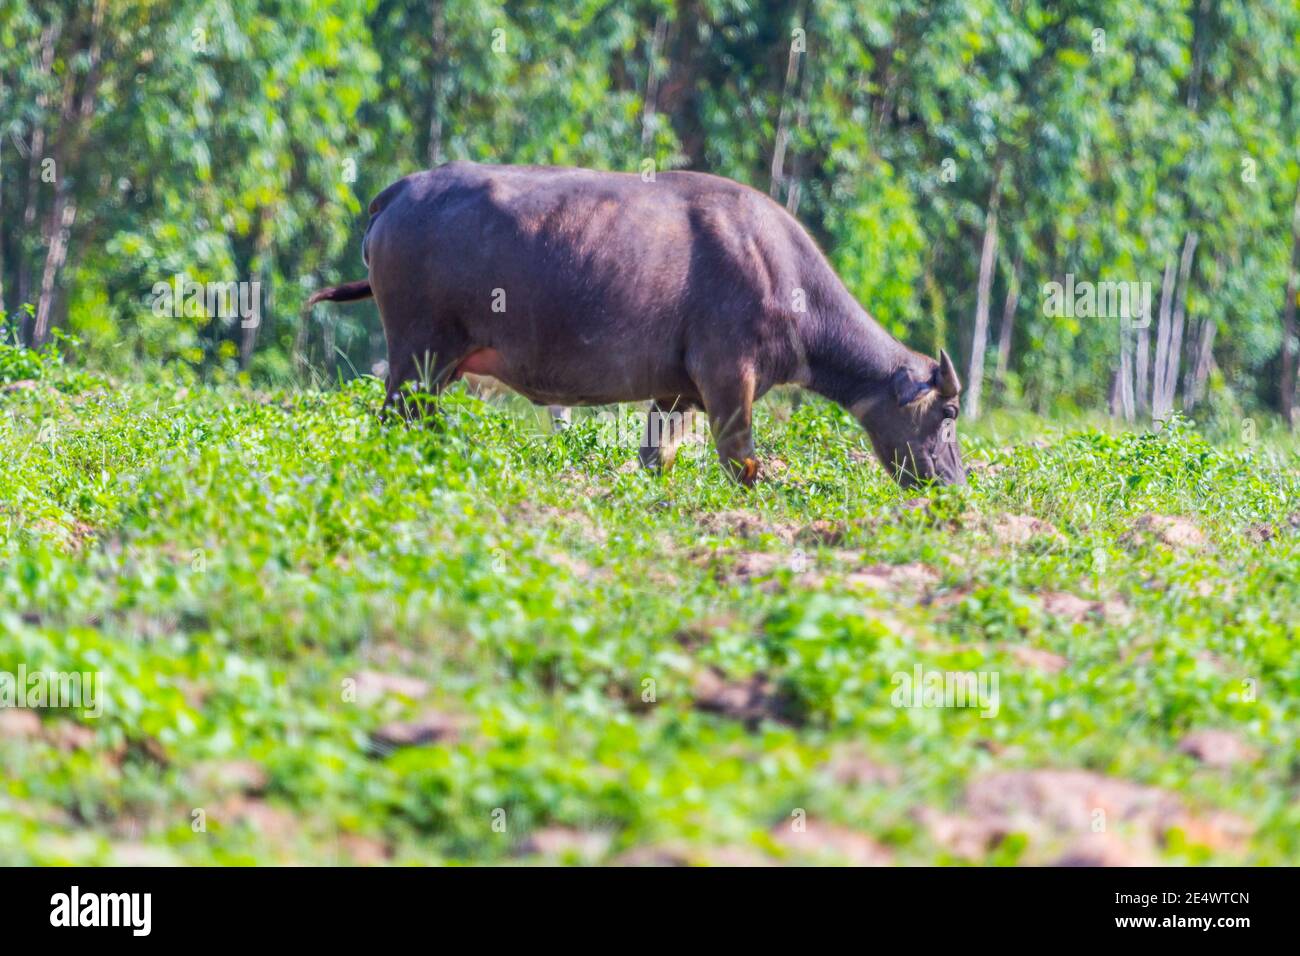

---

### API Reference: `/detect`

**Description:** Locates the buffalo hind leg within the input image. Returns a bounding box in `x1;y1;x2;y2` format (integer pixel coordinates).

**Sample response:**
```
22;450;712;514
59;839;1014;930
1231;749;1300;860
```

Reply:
639;399;697;471
699;371;759;486
383;337;468;421
548;406;572;431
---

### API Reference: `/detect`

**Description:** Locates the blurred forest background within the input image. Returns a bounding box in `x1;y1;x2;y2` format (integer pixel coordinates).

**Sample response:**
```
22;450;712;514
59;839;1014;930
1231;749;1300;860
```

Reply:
1;0;1298;425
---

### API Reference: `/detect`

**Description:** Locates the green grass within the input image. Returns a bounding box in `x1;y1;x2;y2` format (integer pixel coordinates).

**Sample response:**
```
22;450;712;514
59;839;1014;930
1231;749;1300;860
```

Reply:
2;351;1299;865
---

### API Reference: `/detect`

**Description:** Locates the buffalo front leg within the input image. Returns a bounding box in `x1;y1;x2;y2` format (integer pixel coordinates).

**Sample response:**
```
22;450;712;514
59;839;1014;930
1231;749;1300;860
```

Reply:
699;371;759;486
638;399;696;471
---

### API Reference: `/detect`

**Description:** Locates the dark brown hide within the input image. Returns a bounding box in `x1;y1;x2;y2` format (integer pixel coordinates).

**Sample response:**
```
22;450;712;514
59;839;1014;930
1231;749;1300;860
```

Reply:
311;162;965;486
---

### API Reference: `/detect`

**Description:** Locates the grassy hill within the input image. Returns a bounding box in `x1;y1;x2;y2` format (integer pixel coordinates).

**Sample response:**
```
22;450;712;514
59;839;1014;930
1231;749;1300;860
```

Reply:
2;350;1298;865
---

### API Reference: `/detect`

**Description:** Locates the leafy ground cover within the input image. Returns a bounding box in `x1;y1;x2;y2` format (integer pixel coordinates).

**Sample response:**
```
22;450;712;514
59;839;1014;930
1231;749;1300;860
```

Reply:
2;351;1298;865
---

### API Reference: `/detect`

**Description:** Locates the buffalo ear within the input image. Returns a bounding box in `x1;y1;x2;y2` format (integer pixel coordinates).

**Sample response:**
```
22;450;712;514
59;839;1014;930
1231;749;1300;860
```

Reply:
935;349;961;398
889;367;931;407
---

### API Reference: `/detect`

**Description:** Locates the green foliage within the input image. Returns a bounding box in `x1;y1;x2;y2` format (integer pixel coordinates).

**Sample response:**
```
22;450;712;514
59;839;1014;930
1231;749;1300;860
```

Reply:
2;1;1298;419
0;317;102;391
4;0;1299;869
1;308;54;383
2;377;1299;863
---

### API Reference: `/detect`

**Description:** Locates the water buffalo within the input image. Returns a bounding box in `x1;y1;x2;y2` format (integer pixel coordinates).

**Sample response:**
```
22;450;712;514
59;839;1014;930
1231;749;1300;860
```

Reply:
309;161;965;487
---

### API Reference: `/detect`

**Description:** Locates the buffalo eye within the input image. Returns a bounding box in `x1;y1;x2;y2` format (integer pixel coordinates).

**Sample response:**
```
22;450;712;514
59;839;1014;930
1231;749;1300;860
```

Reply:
941;404;958;420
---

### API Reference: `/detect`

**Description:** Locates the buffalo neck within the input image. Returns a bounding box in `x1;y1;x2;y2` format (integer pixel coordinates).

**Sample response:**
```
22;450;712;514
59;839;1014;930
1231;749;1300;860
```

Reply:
801;278;911;413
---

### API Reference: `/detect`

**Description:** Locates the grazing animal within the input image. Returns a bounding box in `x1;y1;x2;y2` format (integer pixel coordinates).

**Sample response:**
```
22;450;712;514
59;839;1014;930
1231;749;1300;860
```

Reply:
309;161;965;486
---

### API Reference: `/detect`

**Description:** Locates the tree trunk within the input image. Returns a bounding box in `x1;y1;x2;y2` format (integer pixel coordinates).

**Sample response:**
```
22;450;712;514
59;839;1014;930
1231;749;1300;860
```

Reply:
1151;257;1175;419
1160;231;1198;418
17;23;61;335
322;314;335;377
965;163;1003;420
1118;323;1135;422
923;257;946;357
241;210;273;369
785;4;816;216
0;91;6;320
1181;314;1198;404
1184;252;1226;411
238;281;261;368
32;190;75;345
33;62;80;346
1281;179;1300;426
1111;291;1135;423
17;120;43;326
428;0;446;167
641;14;668;152
1187;317;1216;409
1135;312;1151;415
33;0;106;345
293;309;311;380
769;0;808;200
785;27;814;215
994;249;1022;381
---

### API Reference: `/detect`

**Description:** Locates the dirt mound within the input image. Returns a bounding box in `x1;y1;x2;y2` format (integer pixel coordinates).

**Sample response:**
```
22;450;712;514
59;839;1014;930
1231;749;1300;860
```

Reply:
1178;729;1259;768
691;667;799;727
920;768;1251;863
1039;591;1130;625
516;827;614;863
1126;514;1206;551
697;510;850;546
1005;645;1069;673
771;819;893;866
350;670;431;706
369;711;469;754
712;550;940;600
988;513;1065;547
821;746;901;787
844;562;940;592
611;842;774;867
